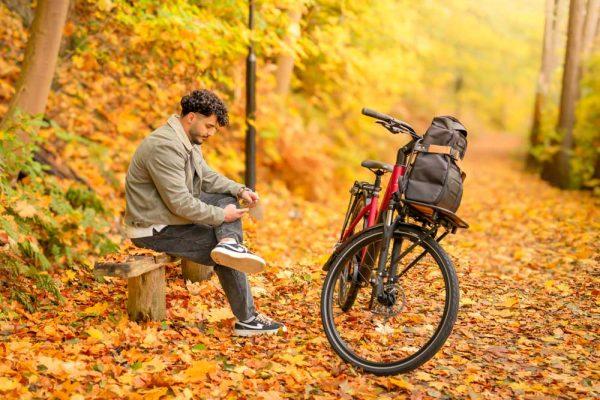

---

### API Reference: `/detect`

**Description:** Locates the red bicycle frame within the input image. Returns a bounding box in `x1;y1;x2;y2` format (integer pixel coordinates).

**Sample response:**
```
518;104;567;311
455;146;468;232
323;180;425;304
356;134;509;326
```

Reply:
341;164;406;242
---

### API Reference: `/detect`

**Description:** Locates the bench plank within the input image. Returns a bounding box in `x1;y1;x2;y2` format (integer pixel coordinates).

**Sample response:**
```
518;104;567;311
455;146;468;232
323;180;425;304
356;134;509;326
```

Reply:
94;254;174;278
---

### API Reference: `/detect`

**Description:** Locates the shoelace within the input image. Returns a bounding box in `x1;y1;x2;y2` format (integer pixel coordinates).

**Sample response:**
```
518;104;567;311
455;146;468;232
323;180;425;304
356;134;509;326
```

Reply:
220;242;249;253
255;313;274;325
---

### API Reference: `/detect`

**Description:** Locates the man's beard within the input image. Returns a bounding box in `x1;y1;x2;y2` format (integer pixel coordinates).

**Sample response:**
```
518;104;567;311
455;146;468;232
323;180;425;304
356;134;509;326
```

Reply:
189;128;203;145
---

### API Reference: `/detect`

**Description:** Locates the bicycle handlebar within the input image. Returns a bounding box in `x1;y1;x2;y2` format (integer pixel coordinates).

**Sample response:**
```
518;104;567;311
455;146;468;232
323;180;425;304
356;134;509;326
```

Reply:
362;108;395;123
361;107;418;137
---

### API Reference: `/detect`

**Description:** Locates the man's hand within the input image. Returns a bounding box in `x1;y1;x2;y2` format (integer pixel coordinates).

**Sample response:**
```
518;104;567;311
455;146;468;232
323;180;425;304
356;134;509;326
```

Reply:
239;189;260;208
223;204;248;222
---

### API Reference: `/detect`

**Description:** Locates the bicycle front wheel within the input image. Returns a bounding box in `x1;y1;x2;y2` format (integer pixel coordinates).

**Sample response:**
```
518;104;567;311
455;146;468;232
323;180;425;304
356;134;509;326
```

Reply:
320;224;459;375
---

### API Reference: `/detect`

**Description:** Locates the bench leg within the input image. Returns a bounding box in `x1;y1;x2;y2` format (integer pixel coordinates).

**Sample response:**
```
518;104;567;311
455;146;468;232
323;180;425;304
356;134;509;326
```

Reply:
181;259;213;283
127;266;166;321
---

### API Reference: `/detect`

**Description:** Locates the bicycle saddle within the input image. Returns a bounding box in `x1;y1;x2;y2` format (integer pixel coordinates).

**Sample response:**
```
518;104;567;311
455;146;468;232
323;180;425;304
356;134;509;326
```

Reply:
361;160;393;173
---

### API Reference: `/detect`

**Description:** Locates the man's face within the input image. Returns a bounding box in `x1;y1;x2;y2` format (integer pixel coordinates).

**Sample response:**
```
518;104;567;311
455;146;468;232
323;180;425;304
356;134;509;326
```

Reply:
188;113;218;145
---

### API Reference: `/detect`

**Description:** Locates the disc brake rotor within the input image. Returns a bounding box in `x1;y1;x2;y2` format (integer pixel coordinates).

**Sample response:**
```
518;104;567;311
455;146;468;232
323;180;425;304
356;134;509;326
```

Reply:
371;281;407;318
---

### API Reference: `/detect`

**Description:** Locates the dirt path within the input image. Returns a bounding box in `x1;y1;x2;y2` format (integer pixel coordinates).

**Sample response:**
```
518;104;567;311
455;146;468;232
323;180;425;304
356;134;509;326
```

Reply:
0;134;597;399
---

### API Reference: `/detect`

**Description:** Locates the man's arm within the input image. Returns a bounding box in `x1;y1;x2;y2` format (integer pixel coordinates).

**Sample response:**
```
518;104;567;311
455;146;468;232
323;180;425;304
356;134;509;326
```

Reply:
146;143;226;226
199;151;245;196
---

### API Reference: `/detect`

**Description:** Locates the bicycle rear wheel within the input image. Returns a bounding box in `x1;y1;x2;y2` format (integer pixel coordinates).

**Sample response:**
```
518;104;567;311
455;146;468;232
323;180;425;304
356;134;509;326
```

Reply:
321;224;459;375
336;192;367;310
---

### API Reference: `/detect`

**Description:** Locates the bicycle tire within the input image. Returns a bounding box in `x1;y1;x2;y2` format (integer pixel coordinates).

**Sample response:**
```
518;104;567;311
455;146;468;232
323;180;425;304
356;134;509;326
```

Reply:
321;224;459;375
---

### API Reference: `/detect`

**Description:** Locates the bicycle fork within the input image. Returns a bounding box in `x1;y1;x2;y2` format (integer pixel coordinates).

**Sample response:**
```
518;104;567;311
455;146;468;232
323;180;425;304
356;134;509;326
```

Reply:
374;199;396;302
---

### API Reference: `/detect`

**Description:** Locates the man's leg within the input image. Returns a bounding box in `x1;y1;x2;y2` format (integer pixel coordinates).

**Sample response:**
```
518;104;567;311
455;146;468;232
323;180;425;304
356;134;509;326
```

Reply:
131;223;255;322
202;192;266;273
132;192;284;335
198;192;243;244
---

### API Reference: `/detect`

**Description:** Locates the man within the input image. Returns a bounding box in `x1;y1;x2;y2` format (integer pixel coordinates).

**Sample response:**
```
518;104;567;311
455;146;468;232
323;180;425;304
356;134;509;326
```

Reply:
124;89;285;336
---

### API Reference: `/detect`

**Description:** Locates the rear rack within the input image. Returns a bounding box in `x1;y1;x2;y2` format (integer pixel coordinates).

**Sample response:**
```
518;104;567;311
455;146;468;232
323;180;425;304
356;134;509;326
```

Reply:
399;199;469;231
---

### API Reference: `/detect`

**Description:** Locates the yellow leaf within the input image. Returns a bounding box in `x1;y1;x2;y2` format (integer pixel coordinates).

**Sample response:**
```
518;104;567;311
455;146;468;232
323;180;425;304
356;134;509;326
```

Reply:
141;387;168;400
142;331;159;348
86;327;104;341
62;270;77;283
461;298;475;306
83;302;109;316
278;353;307;366
389;377;414;390
555;283;571;295
97;0;114;12
501;296;518;308
72;55;84;68
206;307;233;323
455;384;468;393
14;200;37;218
141;357;167;373
0;377;19;391
415;371;432;381
183;360;217;383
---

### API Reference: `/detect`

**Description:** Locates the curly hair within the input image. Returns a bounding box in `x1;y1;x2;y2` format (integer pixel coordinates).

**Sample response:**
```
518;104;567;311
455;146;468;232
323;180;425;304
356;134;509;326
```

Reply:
180;89;229;126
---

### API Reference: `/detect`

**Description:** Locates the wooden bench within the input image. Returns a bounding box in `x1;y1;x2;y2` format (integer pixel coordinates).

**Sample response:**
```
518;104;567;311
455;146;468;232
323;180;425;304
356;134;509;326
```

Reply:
94;254;213;321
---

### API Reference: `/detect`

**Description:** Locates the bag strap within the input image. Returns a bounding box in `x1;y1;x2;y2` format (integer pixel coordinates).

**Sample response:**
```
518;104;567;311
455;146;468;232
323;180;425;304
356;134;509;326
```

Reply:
454;158;467;181
413;143;466;181
413;143;461;160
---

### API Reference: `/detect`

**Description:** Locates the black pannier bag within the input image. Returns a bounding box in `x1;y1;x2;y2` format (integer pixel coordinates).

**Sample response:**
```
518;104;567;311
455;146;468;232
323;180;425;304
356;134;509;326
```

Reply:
402;116;467;213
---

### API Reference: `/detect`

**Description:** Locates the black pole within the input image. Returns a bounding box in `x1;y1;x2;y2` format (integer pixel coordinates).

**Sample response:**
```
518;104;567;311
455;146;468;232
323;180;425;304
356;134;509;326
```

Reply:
245;0;257;190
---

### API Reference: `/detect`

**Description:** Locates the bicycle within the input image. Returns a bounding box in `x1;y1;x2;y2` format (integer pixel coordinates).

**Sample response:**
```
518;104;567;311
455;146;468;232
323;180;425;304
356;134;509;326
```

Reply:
320;108;469;375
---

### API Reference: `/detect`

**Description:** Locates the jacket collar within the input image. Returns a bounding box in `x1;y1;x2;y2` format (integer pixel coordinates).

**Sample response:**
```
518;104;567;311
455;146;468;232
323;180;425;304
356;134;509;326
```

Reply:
167;114;192;152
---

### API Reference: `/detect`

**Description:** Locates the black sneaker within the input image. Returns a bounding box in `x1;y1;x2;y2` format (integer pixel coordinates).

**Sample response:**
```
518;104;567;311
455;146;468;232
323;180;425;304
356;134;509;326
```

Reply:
233;313;286;337
210;242;266;273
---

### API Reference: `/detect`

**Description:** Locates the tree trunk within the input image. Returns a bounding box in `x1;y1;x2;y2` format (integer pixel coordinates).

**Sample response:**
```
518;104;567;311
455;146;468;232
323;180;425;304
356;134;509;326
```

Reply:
528;0;560;169
275;7;302;97
550;0;568;71
583;1;600;182
541;0;587;188
1;0;69;133
1;0;84;184
581;0;600;59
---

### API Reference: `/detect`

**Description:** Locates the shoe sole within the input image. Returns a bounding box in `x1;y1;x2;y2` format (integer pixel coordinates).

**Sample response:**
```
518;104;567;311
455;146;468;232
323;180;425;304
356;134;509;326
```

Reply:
233;326;287;337
233;329;279;337
210;248;266;274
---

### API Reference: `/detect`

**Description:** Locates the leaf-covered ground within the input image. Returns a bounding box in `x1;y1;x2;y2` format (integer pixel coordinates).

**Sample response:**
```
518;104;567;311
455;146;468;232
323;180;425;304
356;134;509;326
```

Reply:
0;134;598;399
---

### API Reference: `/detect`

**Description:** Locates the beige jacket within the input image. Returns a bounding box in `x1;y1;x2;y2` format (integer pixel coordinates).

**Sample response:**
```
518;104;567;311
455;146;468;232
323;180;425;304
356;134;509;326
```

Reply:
124;115;244;228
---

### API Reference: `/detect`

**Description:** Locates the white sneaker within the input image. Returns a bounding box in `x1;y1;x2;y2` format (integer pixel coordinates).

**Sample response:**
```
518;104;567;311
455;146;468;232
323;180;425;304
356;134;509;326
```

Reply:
210;242;266;273
233;313;286;337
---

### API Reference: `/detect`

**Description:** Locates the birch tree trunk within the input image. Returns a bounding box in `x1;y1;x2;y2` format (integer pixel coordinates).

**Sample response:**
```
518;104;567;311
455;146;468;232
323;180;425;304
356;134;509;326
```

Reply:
550;0;568;71
581;0;600;59
275;7;303;97
541;0;587;188
528;0;560;168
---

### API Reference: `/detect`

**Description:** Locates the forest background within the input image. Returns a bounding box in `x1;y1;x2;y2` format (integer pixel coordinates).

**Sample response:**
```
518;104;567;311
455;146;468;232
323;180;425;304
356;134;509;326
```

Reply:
4;0;597;301
0;0;598;398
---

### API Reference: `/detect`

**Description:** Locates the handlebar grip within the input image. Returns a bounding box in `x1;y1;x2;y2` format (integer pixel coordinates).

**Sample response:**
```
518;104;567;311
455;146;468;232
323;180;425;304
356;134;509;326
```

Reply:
361;108;394;122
